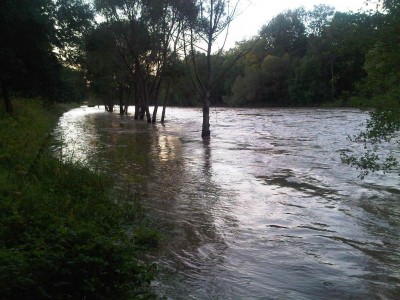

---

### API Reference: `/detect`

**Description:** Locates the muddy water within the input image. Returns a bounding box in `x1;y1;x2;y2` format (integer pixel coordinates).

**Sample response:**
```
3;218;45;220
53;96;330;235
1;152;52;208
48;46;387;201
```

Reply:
53;107;400;299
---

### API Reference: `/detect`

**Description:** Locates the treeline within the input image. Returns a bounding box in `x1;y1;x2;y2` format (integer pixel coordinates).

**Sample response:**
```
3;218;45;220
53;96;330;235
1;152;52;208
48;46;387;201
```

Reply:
1;0;399;113
172;4;397;107
85;1;399;109
222;6;375;107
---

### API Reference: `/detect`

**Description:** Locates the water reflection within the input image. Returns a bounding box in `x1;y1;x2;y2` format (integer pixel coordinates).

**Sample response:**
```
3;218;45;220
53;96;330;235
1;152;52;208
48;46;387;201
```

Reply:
152;126;179;163
202;138;212;177
53;107;400;299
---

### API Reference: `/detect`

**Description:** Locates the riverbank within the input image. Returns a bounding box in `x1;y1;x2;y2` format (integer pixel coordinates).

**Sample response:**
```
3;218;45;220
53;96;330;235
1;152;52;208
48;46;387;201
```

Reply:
0;98;157;299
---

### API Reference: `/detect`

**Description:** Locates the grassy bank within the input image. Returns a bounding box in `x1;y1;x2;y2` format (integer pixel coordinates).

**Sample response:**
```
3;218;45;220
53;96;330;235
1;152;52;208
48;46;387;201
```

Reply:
0;99;156;299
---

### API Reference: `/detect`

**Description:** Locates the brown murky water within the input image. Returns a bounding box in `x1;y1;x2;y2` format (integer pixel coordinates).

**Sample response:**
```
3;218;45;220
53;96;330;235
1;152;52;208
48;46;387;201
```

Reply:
53;107;400;299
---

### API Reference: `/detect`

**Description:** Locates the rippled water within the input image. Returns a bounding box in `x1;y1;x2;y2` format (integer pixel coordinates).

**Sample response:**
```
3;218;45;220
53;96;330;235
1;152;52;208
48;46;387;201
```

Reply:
53;107;400;299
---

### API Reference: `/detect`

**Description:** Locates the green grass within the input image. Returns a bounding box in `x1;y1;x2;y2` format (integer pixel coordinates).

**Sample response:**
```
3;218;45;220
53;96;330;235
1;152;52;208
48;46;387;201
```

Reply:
0;98;157;299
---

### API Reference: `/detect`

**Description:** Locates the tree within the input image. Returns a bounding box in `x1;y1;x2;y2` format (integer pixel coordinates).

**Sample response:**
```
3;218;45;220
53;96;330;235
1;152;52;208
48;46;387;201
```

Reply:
85;23;130;113
0;0;57;113
227;8;308;107
183;0;243;138
289;54;329;106
306;4;335;37
259;54;291;105
320;12;375;102
53;0;94;65
341;0;400;177
93;0;191;122
0;0;94;113
229;65;261;106
260;8;307;58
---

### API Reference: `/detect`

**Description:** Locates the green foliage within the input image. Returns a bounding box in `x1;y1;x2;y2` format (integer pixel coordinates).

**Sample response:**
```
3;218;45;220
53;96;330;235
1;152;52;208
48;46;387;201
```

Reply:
134;226;160;249
228;66;260;106
260;54;291;105
341;0;400;177
0;99;157;299
260;8;307;57
289;54;329;106
307;4;335;37
0;0;61;98
223;7;376;107
60;66;88;103
341;108;399;178
53;0;94;65
0;0;94;111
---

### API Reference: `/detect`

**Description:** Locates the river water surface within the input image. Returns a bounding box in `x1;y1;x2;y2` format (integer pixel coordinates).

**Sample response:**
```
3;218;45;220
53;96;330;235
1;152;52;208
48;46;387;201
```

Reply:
53;107;400;299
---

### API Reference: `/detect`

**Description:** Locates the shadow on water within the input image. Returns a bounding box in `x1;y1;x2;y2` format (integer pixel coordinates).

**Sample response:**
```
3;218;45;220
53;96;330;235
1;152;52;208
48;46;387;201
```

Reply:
256;168;339;199
202;138;212;176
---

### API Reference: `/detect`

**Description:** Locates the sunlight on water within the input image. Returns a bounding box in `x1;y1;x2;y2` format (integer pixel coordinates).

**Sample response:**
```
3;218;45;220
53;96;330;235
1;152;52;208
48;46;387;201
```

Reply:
53;107;400;299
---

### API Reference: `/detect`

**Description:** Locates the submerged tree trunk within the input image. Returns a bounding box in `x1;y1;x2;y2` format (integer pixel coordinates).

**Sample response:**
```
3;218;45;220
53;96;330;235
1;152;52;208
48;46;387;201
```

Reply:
202;92;211;138
134;87;140;119
152;79;162;123
119;84;124;115
104;93;114;112
145;105;151;123
124;85;132;115
2;81;13;114
161;104;166;123
139;104;145;120
330;57;335;102
105;103;114;112
161;81;170;123
152;106;158;123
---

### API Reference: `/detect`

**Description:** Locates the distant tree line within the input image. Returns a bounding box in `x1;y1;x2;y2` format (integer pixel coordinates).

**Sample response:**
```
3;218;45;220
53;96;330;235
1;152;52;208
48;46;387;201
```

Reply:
1;0;398;113
197;4;386;107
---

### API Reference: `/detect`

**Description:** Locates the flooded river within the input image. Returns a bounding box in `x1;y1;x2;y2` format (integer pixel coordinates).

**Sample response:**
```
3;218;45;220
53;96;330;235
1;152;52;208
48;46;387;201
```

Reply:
53;107;400;299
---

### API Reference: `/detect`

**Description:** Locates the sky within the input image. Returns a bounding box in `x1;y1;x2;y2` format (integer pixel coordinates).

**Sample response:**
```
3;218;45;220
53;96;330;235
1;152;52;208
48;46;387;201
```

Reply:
221;0;368;49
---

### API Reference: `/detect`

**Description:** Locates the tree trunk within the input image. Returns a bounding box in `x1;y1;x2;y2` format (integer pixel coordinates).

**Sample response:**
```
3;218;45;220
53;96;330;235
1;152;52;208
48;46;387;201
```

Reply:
124;85;132;115
105;94;114;112
105;103;114;112
139;105;145;120
134;87;139;119
152;79;162;123
152;106;158;123
330;57;335;102
161;104;167;123
119;84;124;115
145;105;151;123
161;81;171;123
2;81;13;114
202;92;211;138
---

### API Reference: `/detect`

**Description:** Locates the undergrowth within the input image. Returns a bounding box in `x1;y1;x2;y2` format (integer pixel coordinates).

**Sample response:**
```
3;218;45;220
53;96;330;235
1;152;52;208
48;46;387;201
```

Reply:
0;98;157;299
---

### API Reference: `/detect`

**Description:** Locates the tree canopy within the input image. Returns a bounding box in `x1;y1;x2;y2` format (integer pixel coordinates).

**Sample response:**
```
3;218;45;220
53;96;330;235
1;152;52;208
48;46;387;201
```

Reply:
0;0;94;112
